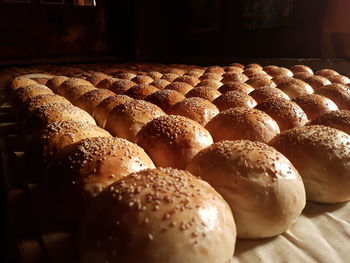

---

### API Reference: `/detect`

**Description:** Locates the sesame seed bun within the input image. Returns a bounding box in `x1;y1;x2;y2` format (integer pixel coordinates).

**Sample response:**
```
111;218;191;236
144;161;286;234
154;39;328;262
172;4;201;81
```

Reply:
249;87;290;103
213;91;257;111
307;110;350;135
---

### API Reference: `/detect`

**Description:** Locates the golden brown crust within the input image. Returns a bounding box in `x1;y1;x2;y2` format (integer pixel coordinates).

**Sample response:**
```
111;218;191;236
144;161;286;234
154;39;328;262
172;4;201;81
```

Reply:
315;69;339;78
221;73;248;84
45;76;70;93
108;79;136;94
44;137;155;224
161;73;179;82
328;74;350;85
62;85;97;103
59;78;94;94
315;83;350;110
174;75;200;86
213;91;257;111
245;76;276;89
197;79;222;89
74;89;115;115
186;140;306;238
136;115;213;169
269;125;350;203
149;79;170;89
205;107;280;143
255;98;308;131
263;66;293;77
185;86;221;101
218;82;254;94
165;82;194;95
124;84;159;100
303;75;331;91
293;72;313;80
131;75;154;85
79;167;236;263
275;82;313;99
289;65;313;74
9;77;39;91
199;72;222;81
105;100;166;142
145;89;185;113
292;94;338;119
205;66;225;74
168;97;219;126
307;110;350;135
249;87;290;103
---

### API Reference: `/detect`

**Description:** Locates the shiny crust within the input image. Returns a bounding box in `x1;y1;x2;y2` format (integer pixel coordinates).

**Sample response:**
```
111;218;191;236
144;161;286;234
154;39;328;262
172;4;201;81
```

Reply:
136;115;213;169
9;77;39;91
218;82;254;94
255;98;308;131
249;87;290;103
245;76;276;89
124;84;159;100
307;110;350;135
165;82;193;94
292;94;338;119
74;89;115;114
315;69;339;78
315;84;350;110
205;107;280;143
145;89;185;113
213;91;257;111
197;79;222;89
10;84;54;109
186;140;306;238
221;73;248;84
168;97;219;126
269;125;350;203
105;100;166;142
275;82;313;99
185;86;221;101
45;76;69;93
62;85;96;103
263;66;293;77
303;75;331;91
289;65;313;74
86;73;111;86
79;167;236;263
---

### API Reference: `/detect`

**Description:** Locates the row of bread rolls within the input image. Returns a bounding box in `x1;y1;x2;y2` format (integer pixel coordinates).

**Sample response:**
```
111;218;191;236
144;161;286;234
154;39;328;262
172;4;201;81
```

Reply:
6;62;350;263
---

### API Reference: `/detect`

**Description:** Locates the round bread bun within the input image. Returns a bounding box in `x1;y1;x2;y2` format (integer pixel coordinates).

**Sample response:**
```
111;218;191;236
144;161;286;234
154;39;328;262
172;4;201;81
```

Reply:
328;74;350;85
242;68;264;78
213;91;257;111
59;78;94;94
78;167;236;263
205;107;280;143
225;65;244;72
293;72;313;81
147;71;163;80
174;75;200;86
292;94;338;119
136;115;213;169
108;79;136;94
185;86;221;101
105;100;166;142
149;79;170;89
185;70;203;78
25;103;96;135
161;73;179;82
86;73;111;86
43;137;155;224
290;65;314;74
221;73;248;84
199;72;222;81
269;125;350;203
271;75;294;85
255;98;308;131
131;75;154;85
165;82;194;95
62;85;96;103
144;89;185;113
249;87;290;103
92;95;134;128
197;79;222;89
124;84;159;100
168;97;219;126
307;110;350;135
112;72;136;80
96;78;119;90
186;140;306;239
45;76;69;93
315;69;339;78
245;76;276;89
10;84;54;110
205;66;225;74
15;73;54;85
245;63;263;70
275;82;313;98
228;62;245;69
315;83;350;110
8;77;38;92
75;89;115;115
218;82;254;94
263;66;293;77
303;75;331;91
17;93;71;121
24;120;111;179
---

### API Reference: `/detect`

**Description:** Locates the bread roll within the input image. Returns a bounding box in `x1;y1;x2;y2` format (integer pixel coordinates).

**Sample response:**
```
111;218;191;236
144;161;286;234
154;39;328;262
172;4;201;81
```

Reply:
307;110;350;135
205;107;280;143
174;75;200;86
124;84;159;100
249;87;290;103
293;72;313;81
79;167;236;263
197;79;222;89
245;63;263;70
145;89;185;113
315;69;339;78
221;73;248;84
199;72;222;81
292;94;338;119
8;77;38;92
25;103;96;135
105;100;166;142
218;82;254;94
165;82;193;95
147;71;163;80
25;120;111;179
328;74;350;85
136;115;213;169
112;72;136;80
161;73;179;82
186;140;305;239
74;89;115;115
96;78;119;90
168;97;219;126
228;62;245;69
275;82;313;98
59;78;94;95
132;75;154;85
205;66;225;74
243;68;264;78
92;95;133;128
290;65;313;74
245;76;276;89
213;91;257;111
315;83;350;110
269;125;350;203
255;98;308;131
149;79;170;89
86;73;111;86
44;137;155;224
185;86;221;101
263;66;293;77
303;75;331;91
108;79;136;94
